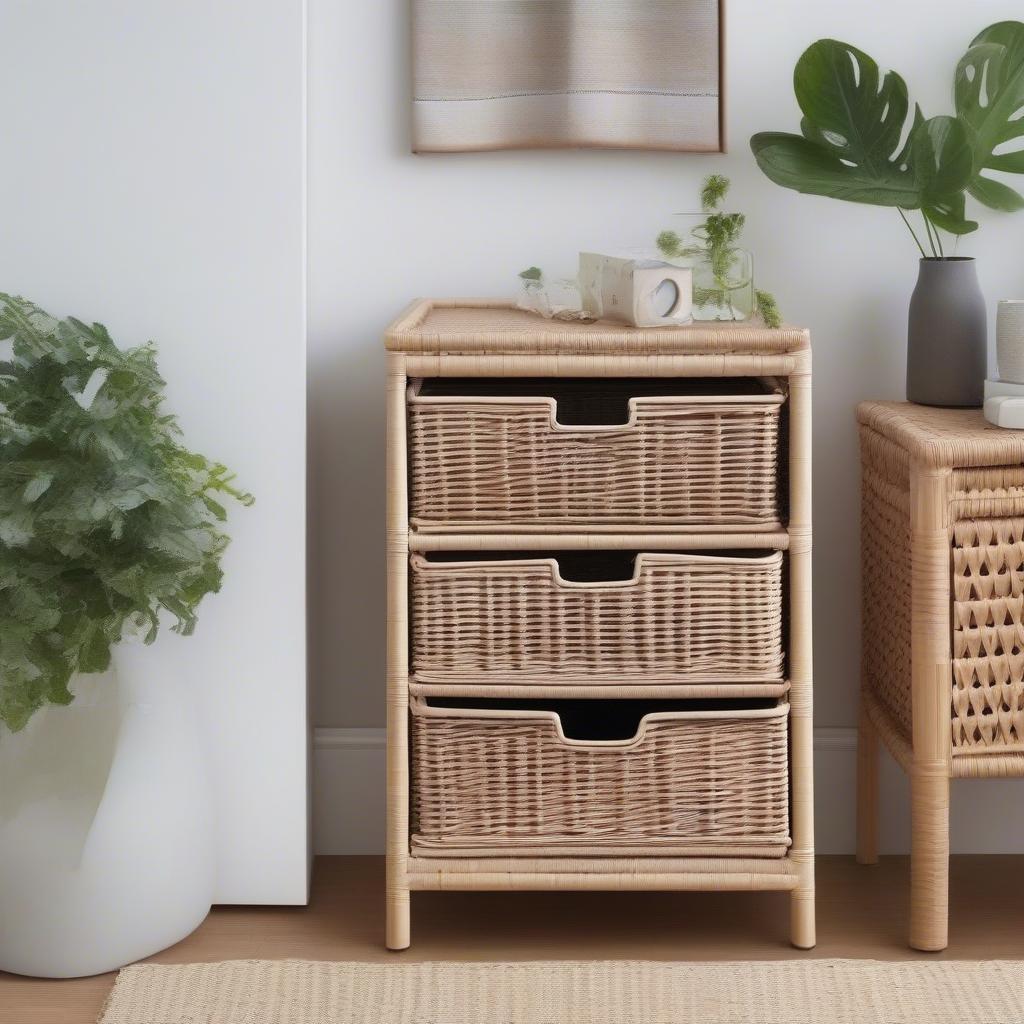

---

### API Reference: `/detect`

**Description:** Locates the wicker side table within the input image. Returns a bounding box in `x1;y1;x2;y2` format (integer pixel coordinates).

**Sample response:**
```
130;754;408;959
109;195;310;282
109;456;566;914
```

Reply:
857;401;1024;951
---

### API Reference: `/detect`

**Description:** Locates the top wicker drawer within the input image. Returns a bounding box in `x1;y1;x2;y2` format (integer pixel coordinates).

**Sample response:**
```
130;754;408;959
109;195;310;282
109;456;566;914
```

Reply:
408;378;785;531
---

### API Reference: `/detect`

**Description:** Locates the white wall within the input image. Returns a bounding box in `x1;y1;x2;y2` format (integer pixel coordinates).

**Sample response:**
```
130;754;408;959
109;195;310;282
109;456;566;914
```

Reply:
0;2;309;902
309;0;1024;726
308;0;1024;850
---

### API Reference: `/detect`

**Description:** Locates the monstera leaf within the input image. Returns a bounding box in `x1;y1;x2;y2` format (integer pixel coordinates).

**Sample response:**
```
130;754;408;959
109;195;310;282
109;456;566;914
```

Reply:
752;39;973;223
752;40;920;206
913;116;978;233
955;21;1024;210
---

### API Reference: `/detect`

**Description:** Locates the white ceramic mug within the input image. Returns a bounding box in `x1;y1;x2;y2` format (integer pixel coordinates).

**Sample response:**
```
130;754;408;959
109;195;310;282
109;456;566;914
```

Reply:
997;299;1024;384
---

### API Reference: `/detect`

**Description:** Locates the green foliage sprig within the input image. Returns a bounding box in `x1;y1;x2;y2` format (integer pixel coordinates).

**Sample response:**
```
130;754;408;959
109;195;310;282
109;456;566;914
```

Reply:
0;295;253;731
750;23;1024;256
657;175;782;327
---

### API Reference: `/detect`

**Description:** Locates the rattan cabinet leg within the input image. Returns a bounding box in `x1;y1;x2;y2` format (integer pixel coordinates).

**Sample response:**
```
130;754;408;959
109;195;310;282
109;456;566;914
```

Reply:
908;464;952;953
787;359;815;950
856;705;879;865
790;877;816;950
909;765;949;951
386;883;411;951
386;352;411;951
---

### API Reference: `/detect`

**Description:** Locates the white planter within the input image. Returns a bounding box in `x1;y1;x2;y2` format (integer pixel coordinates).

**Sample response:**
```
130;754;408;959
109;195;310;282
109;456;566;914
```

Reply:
997;299;1024;384
0;638;215;978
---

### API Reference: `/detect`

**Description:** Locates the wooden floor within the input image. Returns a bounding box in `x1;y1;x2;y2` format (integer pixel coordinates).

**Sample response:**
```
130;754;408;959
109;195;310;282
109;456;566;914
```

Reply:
4;855;1024;1023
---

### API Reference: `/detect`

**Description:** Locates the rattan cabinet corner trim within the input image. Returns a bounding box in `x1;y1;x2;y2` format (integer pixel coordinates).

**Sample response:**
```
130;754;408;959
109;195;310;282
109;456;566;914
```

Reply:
787;351;815;950
385;351;411;951
385;302;815;951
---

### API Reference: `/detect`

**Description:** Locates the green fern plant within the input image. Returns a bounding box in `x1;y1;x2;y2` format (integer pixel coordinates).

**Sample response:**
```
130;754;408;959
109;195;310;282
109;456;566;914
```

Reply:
657;175;782;327
0;295;253;732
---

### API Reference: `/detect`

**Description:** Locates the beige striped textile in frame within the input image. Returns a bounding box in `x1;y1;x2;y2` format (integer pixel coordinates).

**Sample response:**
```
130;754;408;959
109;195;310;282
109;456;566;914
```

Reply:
412;0;724;152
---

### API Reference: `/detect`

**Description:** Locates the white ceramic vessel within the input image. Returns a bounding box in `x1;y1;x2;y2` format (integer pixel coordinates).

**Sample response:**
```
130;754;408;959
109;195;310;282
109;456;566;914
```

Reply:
996;299;1024;385
578;252;693;327
0;638;215;978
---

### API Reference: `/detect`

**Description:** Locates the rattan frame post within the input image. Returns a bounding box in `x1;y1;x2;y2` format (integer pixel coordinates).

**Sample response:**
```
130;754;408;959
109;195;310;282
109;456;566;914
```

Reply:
906;464;953;951
385;300;815;950
787;356;816;950
857;401;1024;951
386;352;411;951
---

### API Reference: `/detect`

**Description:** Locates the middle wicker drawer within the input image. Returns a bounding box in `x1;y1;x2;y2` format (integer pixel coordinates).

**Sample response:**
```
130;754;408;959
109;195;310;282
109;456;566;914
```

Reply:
410;550;784;686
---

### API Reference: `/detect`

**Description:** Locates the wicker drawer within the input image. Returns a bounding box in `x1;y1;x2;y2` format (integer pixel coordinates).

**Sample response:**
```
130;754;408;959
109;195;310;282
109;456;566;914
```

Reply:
410;697;791;857
411;550;784;686
408;377;785;531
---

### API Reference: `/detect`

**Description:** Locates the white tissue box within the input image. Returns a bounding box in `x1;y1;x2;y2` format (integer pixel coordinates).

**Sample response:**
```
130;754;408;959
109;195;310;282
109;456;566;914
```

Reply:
578;253;693;328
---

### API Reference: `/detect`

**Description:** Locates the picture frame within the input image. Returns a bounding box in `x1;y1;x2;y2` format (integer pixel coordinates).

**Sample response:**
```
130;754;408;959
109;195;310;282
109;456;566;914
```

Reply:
412;0;726;153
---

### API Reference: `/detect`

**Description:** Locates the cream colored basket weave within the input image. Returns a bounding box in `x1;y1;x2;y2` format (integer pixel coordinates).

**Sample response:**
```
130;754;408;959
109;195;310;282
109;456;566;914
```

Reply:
407;378;785;531
410;550;784;686
410;698;791;857
952;516;1024;754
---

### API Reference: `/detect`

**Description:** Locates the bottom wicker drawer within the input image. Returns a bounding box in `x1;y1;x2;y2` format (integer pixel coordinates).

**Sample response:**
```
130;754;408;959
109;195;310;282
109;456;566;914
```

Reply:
410;697;791;858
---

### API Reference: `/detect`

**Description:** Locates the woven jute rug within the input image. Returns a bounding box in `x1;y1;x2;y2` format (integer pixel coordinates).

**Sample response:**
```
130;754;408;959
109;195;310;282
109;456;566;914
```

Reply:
98;959;1024;1024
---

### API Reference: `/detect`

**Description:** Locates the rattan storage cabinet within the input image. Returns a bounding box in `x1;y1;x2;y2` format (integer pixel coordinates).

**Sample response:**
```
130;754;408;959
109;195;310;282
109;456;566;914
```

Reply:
386;301;815;950
857;401;1024;951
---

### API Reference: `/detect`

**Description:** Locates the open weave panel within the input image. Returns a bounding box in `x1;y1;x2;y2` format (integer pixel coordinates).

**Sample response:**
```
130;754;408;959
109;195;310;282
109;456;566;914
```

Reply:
860;428;913;740
952;518;1024;754
411;707;790;853
408;398;782;528
411;552;784;683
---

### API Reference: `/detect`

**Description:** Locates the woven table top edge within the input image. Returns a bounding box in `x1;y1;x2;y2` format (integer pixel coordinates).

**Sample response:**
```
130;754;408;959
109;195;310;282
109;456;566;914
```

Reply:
384;298;811;354
858;400;1024;469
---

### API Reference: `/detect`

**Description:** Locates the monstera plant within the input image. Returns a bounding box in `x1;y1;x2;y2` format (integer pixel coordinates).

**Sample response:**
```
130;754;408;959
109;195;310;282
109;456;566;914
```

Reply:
751;22;1024;407
751;23;1024;255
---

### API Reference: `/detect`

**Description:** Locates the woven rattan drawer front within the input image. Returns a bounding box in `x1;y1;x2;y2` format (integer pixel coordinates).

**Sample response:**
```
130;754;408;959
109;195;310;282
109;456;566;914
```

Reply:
410;551;784;686
410;698;791;857
407;378;785;531
952;517;1024;755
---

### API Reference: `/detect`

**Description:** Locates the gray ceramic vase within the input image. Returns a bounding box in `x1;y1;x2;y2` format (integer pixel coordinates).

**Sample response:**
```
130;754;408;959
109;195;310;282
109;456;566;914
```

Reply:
906;257;986;408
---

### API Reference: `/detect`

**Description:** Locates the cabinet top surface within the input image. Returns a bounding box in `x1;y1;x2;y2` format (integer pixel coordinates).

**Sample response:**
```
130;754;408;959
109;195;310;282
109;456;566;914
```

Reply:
385;299;810;355
859;400;1024;468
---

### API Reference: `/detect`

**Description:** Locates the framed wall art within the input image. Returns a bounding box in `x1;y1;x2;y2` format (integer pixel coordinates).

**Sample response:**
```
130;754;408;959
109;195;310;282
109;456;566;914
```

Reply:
412;0;725;153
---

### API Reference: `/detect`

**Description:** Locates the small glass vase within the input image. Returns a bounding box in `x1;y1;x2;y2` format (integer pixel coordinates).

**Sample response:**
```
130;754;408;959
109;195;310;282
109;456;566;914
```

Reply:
692;249;754;322
669;215;755;322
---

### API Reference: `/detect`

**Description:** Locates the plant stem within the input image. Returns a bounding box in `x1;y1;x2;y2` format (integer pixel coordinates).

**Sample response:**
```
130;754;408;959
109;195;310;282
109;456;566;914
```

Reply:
923;213;945;258
898;208;927;258
921;213;939;258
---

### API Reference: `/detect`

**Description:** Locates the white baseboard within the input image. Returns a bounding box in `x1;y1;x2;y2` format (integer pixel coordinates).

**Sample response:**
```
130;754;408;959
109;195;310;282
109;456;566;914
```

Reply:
313;726;1024;856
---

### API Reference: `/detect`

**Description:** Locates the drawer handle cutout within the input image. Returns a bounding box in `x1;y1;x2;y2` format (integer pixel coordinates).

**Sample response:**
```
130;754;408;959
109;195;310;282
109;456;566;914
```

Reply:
412;376;784;427
421;697;785;746
418;549;783;587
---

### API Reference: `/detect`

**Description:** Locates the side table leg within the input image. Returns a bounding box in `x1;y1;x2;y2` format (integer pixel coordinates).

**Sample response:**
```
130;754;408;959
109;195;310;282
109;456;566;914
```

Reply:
909;763;949;951
907;464;952;951
856;705;879;865
386;874;411;951
790;875;816;950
